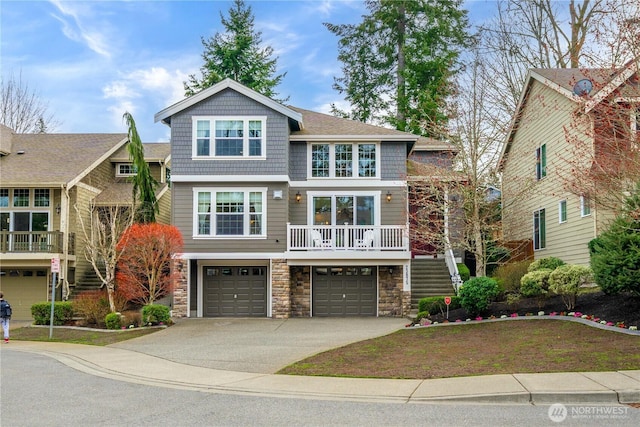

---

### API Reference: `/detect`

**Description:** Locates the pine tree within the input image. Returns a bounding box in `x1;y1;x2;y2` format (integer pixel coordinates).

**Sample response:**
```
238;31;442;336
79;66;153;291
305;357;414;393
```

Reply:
325;0;471;137
184;0;286;100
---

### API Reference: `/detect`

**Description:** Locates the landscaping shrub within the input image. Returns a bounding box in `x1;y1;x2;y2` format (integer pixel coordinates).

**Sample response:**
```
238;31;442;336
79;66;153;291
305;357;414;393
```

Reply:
549;264;593;310
105;312;122;330
31;302;74;325
121;310;142;328
527;257;565;272
456;263;470;282
589;188;640;296
520;268;552;309
418;296;461;315
73;290;110;327
458;277;500;316
414;311;430;323
492;260;532;294
142;304;171;325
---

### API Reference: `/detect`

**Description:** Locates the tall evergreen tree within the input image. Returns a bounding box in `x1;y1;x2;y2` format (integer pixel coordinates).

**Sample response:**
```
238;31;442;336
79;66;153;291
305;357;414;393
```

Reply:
123;112;158;223
184;0;286;100
326;0;471;137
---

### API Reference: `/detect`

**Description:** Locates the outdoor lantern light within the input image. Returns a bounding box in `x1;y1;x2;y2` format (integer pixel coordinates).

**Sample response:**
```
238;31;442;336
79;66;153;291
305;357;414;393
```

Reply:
295;191;301;202
56;204;61;214
386;191;392;202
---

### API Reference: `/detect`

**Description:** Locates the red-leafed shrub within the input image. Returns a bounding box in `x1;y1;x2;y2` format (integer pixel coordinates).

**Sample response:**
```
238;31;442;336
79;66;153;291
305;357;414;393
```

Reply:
116;223;183;305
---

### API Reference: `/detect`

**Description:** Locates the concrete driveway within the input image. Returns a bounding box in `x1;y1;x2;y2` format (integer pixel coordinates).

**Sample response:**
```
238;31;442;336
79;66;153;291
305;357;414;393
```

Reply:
109;317;408;374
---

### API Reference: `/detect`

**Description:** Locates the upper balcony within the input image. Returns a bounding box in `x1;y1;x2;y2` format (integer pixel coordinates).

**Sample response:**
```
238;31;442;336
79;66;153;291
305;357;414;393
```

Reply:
286;224;410;261
0;231;75;256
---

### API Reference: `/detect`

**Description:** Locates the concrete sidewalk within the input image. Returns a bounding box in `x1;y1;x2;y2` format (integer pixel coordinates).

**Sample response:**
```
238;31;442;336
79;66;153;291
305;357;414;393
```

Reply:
5;340;640;405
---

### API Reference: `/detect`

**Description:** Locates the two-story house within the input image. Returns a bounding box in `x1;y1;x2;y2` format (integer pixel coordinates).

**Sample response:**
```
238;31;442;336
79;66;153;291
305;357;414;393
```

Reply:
0;124;171;320
155;78;460;318
499;59;639;265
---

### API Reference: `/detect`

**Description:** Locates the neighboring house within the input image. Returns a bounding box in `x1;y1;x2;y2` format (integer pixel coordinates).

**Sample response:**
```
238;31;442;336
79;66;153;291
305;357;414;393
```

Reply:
155;78;459;318
0;124;171;320
499;59;639;266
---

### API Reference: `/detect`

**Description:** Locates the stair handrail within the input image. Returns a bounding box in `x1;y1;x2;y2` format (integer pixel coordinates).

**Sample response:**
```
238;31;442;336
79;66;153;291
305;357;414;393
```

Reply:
444;247;463;294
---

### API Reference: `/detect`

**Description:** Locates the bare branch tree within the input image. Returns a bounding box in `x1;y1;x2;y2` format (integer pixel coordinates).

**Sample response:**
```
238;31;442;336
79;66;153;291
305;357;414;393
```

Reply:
75;202;134;312
0;71;60;133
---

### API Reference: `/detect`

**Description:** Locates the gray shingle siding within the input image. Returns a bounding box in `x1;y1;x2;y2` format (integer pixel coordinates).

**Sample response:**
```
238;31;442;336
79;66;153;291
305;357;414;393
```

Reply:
288;143;307;180
381;143;409;180
170;89;289;176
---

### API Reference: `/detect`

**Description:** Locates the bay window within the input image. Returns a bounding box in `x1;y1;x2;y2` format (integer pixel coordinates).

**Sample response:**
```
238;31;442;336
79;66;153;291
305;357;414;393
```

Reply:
195;188;265;237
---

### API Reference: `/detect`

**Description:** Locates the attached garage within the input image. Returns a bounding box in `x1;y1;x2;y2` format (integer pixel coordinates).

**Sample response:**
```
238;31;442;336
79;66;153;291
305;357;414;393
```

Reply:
0;270;49;320
312;266;377;316
203;266;267;317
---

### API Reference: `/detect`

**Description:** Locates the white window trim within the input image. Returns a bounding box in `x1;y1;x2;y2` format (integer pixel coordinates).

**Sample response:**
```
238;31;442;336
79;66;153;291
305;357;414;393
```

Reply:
306;190;381;226
116;163;137;177
533;208;546;251
580;195;591;217
192;187;267;238
307;142;380;179
558;200;567;224
192;116;267;160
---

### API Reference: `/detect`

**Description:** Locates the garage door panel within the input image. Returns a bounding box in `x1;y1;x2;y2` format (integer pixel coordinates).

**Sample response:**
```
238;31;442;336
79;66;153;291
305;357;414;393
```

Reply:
312;266;377;317
0;272;48;321
203;266;266;317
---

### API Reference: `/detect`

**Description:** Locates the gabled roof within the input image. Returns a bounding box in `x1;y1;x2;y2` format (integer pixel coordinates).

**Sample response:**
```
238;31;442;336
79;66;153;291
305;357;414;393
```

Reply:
288;107;419;142
498;58;639;170
0;131;128;187
154;78;303;126
110;142;171;164
93;182;169;206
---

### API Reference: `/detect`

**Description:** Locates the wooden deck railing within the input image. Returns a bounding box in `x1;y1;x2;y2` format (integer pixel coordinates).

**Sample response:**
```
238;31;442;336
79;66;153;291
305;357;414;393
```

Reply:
0;231;74;255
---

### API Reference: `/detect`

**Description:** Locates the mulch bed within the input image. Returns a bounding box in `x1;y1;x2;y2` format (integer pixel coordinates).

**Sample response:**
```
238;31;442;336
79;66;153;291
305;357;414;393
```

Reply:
427;291;640;328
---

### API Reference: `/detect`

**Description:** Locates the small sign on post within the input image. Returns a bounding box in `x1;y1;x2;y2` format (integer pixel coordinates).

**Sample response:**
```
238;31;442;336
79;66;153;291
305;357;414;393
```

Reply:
444;296;452;320
49;258;60;339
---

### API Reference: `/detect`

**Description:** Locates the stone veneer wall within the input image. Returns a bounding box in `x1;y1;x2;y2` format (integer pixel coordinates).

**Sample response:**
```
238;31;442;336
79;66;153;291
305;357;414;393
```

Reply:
271;259;290;318
290;266;311;317
172;258;188;318
378;266;405;316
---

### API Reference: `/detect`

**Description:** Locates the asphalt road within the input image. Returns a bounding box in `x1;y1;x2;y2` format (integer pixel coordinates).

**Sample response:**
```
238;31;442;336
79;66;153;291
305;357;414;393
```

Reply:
2;349;639;427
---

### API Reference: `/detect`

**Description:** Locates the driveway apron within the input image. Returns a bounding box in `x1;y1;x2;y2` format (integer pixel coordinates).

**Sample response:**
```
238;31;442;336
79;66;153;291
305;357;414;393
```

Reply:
109;317;407;374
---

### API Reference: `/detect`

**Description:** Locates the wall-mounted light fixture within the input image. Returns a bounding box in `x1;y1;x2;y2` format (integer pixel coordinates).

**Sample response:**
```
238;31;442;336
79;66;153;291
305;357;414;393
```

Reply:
56;204;61;214
295;191;301;203
386;191;392;202
388;266;394;275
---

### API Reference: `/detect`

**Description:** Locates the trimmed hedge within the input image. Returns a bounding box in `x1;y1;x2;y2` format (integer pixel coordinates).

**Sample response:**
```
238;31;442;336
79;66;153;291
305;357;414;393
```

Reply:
142;304;171;325
456;263;471;282
418;296;461;314
31;302;74;325
105;312;122;330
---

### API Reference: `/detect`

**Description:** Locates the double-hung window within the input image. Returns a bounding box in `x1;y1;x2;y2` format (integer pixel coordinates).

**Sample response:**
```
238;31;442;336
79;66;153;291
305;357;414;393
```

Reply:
535;144;547;180
580;195;591;217
193;117;266;158
117;163;137;177
310;143;377;178
558;200;567;223
533;208;546;250
195;188;265;237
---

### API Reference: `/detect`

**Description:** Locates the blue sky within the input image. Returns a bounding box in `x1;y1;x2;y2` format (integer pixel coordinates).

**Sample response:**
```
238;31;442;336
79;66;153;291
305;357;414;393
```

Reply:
1;0;492;142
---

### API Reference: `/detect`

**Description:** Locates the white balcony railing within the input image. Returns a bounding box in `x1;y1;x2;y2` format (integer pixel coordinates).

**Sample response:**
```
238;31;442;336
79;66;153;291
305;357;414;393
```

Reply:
287;224;409;251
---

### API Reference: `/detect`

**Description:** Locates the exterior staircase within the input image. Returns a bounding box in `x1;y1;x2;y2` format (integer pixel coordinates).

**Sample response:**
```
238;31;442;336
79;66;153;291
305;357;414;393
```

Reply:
410;258;455;309
70;264;105;298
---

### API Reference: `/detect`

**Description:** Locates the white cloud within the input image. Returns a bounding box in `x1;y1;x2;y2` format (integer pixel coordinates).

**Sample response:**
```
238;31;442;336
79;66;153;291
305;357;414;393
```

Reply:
48;0;112;58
